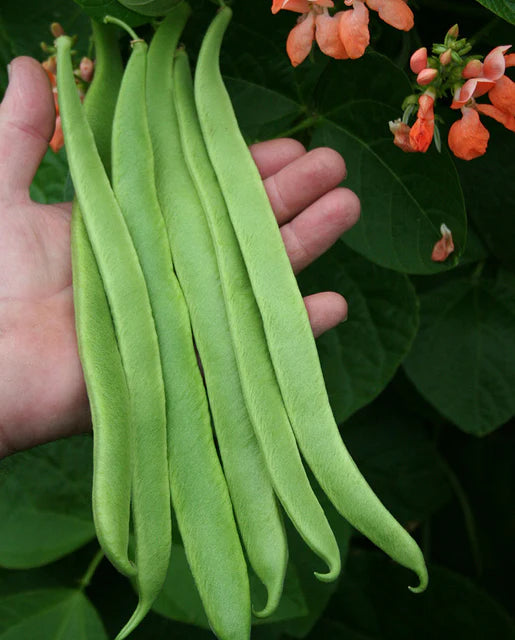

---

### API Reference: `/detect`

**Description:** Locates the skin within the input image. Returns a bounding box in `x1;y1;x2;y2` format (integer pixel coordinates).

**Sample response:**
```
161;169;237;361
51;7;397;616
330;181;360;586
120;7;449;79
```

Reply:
0;55;360;460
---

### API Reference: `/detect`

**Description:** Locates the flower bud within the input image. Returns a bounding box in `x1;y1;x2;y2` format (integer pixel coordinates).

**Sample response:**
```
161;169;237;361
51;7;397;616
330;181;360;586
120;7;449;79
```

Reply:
439;49;452;65
410;47;427;74
79;57;95;83
417;68;438;86
446;24;459;40
51;22;65;38
462;59;482;78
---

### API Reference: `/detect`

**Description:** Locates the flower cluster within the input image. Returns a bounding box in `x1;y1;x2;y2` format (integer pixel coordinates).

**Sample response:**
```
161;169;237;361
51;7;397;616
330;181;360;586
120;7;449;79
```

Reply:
271;0;414;67
390;25;514;160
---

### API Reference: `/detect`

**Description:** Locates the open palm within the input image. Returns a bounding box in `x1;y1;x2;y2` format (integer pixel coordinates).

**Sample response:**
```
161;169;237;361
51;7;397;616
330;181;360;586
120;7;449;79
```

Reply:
0;56;359;458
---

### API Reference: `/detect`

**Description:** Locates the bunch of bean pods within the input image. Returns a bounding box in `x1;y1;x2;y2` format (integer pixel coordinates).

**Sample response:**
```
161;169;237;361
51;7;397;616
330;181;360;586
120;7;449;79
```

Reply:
55;3;428;639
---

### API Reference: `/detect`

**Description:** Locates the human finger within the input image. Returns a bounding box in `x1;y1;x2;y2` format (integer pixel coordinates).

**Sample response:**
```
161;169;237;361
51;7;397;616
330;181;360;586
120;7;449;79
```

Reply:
249;138;306;179
281;187;360;274
0;57;55;201
304;292;348;338
263;147;347;226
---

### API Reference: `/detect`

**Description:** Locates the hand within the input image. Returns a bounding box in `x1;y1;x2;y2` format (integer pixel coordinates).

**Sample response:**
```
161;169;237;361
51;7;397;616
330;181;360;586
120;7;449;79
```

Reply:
0;57;360;458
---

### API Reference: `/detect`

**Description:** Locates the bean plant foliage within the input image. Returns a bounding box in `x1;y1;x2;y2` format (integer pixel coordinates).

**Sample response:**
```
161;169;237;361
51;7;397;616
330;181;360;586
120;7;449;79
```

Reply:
0;0;514;638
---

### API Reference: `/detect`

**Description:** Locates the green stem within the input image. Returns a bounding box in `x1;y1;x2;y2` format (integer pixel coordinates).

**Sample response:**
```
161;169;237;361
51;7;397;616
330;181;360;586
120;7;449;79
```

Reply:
103;15;140;42
273;114;322;140
78;548;105;592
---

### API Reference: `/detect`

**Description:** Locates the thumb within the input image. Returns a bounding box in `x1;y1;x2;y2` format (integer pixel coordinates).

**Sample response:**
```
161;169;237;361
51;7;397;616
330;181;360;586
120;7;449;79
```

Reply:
0;56;56;201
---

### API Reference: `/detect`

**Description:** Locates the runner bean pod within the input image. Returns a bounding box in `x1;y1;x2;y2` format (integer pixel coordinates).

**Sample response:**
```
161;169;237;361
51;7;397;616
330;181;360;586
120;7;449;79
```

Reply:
146;8;251;638
172;47;290;617
195;5;428;593
71;20;135;579
108;33;174;639
56;33;170;634
171;46;340;588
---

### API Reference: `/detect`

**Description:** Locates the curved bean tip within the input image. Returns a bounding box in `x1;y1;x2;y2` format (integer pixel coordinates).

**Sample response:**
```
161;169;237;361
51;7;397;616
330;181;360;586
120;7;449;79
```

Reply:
313;556;341;584
251;589;282;619
408;567;429;594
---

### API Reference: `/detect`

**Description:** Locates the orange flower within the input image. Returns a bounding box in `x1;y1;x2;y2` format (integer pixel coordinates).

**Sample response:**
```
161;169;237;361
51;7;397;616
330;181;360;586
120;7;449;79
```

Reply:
389;120;414;152
273;0;414;66
409;93;435;152
449;44;514;157
431;224;454;262
447;107;490;160
390;93;435;153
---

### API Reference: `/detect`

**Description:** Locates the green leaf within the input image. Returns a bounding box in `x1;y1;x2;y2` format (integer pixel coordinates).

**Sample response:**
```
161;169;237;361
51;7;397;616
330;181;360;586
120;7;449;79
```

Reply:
311;55;467;274
0;436;95;569
70;0;148;27
226;77;302;143
0;588;108;639
341;398;453;523
116;0;182;17
313;552;515;640
0;0;91;72
298;243;419;423
475;0;515;23
29;148;70;204
404;265;515;435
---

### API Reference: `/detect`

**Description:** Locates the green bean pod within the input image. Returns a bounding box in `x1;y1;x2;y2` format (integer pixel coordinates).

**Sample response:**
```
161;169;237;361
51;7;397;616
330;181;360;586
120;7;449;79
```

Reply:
145;7;252;638
56;33;170;630
195;6;428;593
172;49;340;584
107;38;176;640
71;20;134;578
170;48;290;617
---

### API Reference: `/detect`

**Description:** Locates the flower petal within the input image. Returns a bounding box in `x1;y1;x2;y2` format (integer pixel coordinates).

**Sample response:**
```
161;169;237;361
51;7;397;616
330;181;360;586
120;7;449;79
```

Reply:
482;44;511;81
409;94;434;152
451;78;479;108
315;12;349;59
431;224;454;262
338;0;370;59
49;115;65;153
272;0;311;14
488;74;515;117
365;0;414;31
462;59;483;79
448;107;489;160
389;119;416;152
476;103;515;133
286;12;316;66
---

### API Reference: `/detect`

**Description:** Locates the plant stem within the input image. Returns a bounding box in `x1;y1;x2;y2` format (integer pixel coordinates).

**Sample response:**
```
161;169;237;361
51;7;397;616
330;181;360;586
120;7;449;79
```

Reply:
273;114;322;140
103;16;140;42
79;548;105;592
